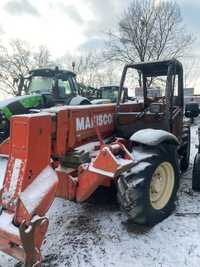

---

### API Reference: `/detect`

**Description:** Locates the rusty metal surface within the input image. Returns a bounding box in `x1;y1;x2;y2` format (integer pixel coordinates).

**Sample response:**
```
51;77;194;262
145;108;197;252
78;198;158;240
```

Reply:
20;217;49;267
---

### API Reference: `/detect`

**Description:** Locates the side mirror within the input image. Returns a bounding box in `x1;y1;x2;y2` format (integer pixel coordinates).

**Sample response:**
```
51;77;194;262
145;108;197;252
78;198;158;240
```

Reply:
185;102;199;118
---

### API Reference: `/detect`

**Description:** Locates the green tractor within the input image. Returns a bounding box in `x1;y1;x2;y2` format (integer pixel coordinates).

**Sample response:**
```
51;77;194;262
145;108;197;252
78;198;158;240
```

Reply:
0;67;90;142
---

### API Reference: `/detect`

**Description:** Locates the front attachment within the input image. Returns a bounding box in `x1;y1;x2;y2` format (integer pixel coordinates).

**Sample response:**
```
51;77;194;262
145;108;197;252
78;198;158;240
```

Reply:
20;217;49;267
0;213;48;266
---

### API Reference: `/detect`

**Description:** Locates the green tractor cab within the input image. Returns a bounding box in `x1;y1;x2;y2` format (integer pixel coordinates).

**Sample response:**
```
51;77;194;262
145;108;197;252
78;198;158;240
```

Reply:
0;67;90;142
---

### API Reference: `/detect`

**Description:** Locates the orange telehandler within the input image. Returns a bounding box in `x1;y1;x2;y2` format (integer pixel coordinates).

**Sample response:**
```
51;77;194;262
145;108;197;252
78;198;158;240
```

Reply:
0;59;190;266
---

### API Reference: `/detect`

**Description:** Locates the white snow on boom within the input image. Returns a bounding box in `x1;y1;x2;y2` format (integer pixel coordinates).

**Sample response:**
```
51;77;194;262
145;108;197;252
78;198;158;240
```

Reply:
20;166;58;215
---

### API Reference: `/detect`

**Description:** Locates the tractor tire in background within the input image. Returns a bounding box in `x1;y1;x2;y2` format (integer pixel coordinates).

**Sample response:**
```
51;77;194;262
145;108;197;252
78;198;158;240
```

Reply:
179;126;190;172
192;153;200;191
117;144;180;226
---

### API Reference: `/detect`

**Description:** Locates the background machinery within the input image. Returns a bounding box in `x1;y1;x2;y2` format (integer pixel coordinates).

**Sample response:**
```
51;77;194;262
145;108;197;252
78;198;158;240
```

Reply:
91;85;134;104
0;67;90;142
0;59;191;266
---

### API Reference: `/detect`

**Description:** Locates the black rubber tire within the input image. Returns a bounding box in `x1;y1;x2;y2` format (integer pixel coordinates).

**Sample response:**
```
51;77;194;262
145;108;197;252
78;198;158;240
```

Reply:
192;153;200;191
117;144;180;226
180;126;190;172
0;119;10;143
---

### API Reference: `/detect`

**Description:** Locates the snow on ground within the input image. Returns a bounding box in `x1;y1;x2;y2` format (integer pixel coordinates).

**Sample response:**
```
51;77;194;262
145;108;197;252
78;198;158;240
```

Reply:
1;121;200;267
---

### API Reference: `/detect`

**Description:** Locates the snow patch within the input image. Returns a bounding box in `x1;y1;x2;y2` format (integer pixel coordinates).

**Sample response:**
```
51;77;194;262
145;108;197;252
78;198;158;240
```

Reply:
89;165;114;178
75;141;100;154
20;166;58;215
44;103;115;113
130;128;179;146
133;149;156;162
117;158;133;166
14;112;51;118
131;162;151;174
8;159;21;200
0;212;19;237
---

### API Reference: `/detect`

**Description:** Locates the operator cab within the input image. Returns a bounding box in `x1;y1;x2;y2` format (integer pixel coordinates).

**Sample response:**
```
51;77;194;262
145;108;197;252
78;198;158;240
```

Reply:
24;67;90;106
27;68;78;105
116;59;184;139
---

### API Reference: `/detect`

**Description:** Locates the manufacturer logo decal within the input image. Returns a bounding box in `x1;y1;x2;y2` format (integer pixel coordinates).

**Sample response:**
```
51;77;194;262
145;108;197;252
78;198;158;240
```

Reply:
76;113;113;131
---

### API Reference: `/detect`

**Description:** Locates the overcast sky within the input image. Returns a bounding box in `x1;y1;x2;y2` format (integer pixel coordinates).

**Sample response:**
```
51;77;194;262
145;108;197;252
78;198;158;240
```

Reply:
0;0;199;58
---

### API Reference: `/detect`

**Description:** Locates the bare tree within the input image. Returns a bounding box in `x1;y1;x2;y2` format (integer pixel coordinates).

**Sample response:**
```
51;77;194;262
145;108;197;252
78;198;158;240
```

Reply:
105;0;194;63
0;40;53;96
33;45;52;68
75;52;121;88
0;39;31;96
57;51;115;88
183;55;200;91
75;52;101;87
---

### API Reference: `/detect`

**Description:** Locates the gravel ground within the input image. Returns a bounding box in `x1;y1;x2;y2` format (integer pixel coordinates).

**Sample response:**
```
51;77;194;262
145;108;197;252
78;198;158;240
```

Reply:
0;121;200;267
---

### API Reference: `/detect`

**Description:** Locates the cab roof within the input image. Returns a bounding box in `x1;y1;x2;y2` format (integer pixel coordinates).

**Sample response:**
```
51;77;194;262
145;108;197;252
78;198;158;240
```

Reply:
29;67;76;78
125;59;183;77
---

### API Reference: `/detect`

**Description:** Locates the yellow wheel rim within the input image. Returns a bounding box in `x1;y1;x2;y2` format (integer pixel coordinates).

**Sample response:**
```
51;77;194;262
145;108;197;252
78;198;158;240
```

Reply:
150;161;175;210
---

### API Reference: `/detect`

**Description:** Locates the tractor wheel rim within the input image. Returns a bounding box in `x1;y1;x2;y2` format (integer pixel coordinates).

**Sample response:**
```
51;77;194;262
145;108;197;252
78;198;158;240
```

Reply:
150;161;175;210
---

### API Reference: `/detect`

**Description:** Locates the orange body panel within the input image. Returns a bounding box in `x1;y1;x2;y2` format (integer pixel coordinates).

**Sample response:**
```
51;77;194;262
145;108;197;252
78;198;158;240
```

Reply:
53;110;69;157
2;114;52;210
56;170;77;200
65;105;115;150
50;102;143;153
76;165;110;203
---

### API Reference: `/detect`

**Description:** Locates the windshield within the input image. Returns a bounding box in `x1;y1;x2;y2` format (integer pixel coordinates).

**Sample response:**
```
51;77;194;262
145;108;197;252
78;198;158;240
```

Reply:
101;87;119;102
28;75;76;96
29;76;54;93
123;68;166;101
